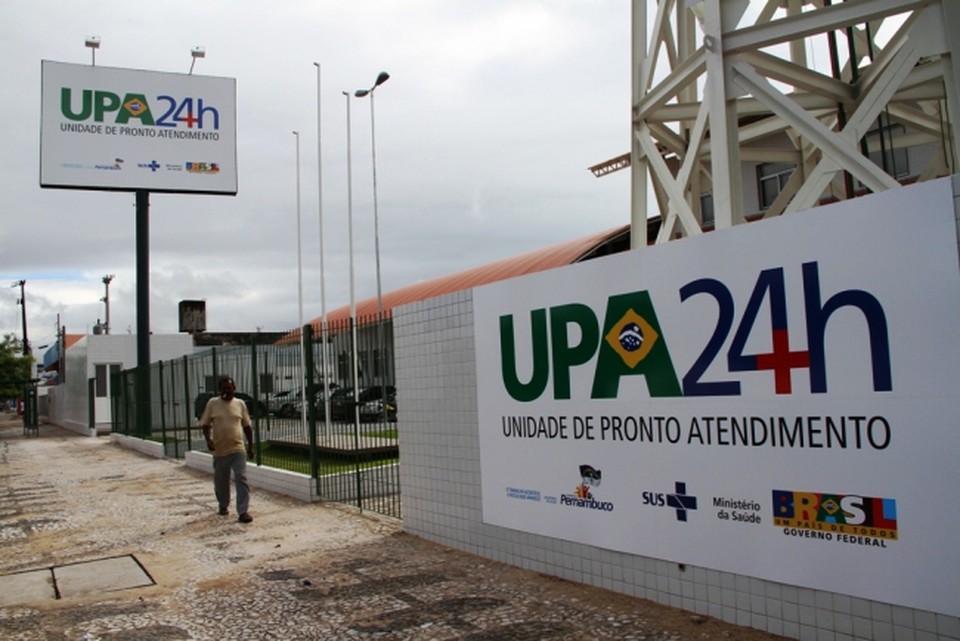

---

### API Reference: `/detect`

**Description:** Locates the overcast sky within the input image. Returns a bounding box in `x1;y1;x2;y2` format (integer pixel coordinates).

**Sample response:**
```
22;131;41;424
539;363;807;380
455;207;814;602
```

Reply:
0;1;633;356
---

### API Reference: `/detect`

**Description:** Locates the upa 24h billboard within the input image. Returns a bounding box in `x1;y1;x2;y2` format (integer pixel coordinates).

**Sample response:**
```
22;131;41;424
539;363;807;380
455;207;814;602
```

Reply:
474;178;960;617
40;60;237;195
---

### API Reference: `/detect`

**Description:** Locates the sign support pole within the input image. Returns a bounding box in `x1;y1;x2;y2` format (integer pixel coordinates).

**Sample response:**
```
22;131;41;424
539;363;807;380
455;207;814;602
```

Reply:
135;189;151;436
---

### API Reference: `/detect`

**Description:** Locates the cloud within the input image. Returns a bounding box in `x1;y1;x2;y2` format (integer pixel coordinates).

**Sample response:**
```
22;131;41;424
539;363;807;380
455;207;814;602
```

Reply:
0;0;632;355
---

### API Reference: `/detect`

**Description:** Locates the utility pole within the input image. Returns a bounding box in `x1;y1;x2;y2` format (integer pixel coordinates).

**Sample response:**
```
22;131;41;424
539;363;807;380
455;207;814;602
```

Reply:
56;315;65;383
12;279;36;431
12;280;29;357
102;274;114;334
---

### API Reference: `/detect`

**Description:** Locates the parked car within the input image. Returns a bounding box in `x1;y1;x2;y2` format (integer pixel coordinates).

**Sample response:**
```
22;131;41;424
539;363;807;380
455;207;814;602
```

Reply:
359;393;398;423
330;385;397;422
266;390;293;415
276;393;300;418
194;391;268;420
277;384;339;419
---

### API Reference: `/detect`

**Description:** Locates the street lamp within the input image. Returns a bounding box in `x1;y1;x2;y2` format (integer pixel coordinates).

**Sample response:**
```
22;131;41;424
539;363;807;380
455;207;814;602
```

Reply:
189;47;205;75
343;91;363;440
354;72;390;322
354;71;390;98
354;71;389;424
85;36;100;66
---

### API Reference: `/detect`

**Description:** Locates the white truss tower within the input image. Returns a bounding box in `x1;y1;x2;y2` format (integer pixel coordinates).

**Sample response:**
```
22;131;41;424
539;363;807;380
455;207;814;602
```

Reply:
618;0;960;247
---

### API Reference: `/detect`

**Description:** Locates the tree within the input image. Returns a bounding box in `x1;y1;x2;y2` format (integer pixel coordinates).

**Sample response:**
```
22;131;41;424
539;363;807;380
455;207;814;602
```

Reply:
0;334;33;401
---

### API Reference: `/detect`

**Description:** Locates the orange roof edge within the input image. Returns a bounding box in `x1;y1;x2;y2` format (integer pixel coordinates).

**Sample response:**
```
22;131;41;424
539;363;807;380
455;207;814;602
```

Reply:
278;225;630;344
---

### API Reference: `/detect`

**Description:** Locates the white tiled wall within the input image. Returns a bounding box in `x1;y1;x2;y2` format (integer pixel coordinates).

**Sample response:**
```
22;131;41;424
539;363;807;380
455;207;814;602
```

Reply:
395;289;960;641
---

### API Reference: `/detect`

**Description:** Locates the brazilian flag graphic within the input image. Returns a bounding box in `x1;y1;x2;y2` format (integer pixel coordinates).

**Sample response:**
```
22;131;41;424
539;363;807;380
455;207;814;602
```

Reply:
591;291;682;398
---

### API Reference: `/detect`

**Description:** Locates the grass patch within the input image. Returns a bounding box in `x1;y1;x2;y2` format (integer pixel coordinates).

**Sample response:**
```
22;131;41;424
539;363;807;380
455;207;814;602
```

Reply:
255;442;397;476
131;432;397;476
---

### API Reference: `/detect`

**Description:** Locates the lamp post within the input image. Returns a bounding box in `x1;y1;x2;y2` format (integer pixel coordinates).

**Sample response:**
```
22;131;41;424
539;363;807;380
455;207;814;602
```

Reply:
344;90;364;506
354;71;389;424
85;36;100;66
189;47;205;75
354;71;389;324
343;91;360;439
101;274;114;335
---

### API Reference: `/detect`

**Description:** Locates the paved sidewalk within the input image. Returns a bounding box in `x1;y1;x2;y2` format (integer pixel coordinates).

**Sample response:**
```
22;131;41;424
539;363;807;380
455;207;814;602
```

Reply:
0;416;784;640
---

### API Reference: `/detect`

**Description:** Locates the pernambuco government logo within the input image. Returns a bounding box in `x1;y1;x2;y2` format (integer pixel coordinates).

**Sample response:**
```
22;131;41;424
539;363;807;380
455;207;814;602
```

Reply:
575;464;601;499
94;158;124;171
560;464;613;512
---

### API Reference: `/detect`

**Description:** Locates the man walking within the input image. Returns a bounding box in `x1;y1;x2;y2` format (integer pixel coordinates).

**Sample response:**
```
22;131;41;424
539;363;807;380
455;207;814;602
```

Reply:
200;376;255;523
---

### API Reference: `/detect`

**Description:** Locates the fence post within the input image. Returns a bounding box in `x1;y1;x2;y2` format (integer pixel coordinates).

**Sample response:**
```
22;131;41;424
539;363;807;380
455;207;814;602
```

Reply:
211;347;218;387
135;364;151;438
157;360;168;456
122;370;132;434
110;369;124;433
251;341;260;465
183;355;192;453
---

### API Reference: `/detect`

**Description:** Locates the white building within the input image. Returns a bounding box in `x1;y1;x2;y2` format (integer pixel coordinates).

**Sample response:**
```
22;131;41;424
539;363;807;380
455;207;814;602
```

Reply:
46;333;193;436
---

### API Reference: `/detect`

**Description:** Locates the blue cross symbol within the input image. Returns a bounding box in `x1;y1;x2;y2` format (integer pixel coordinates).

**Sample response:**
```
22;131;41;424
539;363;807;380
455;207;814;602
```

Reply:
666;482;698;521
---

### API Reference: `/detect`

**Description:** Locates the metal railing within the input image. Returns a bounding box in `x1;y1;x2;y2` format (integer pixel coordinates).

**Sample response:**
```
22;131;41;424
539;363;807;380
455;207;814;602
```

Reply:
111;315;400;519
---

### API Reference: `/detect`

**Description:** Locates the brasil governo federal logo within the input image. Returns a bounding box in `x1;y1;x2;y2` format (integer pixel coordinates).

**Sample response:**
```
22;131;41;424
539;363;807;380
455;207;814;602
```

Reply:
773;489;898;540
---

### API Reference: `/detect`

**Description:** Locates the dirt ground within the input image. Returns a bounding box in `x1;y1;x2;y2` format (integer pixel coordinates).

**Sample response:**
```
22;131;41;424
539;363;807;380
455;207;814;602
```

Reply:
0;414;788;640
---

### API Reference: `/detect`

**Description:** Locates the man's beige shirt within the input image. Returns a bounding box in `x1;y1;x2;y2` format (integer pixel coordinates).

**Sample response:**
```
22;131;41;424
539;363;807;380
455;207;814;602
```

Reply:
200;397;251;457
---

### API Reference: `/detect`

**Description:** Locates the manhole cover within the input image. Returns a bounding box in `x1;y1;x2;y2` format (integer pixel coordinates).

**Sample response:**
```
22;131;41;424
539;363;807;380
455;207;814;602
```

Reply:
0;555;154;606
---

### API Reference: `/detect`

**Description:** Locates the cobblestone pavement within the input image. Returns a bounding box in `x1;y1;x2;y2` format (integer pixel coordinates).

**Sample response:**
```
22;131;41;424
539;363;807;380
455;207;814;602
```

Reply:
0;417;786;641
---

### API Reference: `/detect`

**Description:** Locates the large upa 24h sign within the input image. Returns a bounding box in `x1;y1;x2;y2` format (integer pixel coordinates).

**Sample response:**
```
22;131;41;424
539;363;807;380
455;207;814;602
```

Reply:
474;178;960;616
40;60;237;195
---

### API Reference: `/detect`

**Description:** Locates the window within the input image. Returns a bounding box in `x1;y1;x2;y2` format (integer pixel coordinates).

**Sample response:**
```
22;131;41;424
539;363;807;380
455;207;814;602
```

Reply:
699;193;714;227
865;123;909;179
95;364;121;398
757;162;795;210
851;123;909;193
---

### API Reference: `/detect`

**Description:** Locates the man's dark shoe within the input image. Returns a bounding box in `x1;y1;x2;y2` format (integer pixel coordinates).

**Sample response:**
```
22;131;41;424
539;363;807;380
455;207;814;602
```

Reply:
238;513;253;523
218;506;229;516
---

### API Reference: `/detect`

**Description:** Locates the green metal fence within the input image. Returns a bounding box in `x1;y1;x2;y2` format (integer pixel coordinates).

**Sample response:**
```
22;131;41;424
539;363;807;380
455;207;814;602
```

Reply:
111;315;401;519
